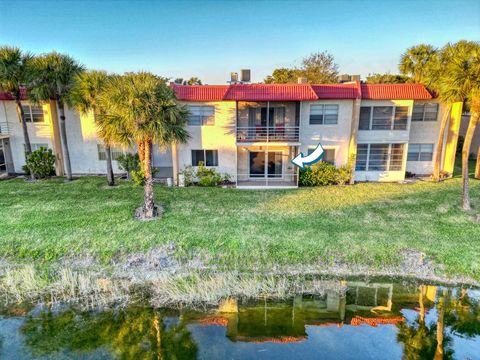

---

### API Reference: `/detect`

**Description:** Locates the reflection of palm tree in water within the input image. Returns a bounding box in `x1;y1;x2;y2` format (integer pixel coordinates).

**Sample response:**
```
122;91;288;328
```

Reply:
20;307;197;359
397;286;453;359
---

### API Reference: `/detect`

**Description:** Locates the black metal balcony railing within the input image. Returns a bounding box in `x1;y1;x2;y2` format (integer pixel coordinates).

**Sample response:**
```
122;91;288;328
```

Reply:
236;126;299;142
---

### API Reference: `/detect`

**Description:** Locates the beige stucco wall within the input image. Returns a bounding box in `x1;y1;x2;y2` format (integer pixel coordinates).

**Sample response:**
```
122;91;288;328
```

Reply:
407;99;445;175
177;101;237;178
1;100;54;173
299;100;353;167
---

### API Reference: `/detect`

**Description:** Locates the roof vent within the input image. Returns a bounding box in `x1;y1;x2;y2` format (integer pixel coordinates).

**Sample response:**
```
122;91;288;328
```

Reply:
339;74;361;83
240;69;251;83
230;72;239;84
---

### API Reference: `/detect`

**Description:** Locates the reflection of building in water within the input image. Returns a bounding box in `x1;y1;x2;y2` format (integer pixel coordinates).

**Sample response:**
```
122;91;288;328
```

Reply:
194;282;438;344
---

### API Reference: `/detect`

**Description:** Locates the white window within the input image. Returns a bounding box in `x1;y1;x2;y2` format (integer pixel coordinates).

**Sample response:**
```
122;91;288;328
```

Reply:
187;106;215;126
355;143;405;171
309;104;339;125
407;144;434;161
24;143;48;153
22;105;45;123
412;103;438;122
97;144;123;161
191;149;218;166
307;148;335;165
359;106;408;130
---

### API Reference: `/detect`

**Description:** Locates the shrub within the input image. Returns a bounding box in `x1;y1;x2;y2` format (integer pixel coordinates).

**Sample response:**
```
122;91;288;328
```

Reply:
25;147;55;179
299;161;352;186
116;153;140;180
197;162;222;186
179;162;227;187
180;166;196;186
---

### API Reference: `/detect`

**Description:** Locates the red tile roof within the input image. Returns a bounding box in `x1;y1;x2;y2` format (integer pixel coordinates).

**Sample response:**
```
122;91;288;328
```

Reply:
0;88;27;100
312;83;360;99
173;84;229;101
172;82;433;101
360;84;432;100
223;84;318;101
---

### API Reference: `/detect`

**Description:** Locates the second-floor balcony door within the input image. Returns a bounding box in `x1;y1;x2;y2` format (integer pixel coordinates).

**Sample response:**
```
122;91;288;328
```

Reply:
249;151;283;179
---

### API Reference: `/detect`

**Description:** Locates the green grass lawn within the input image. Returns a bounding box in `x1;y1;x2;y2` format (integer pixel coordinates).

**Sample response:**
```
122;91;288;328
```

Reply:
0;174;479;280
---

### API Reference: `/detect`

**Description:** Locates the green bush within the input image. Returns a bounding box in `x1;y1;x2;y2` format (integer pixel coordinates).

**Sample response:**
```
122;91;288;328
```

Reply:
116;153;140;180
197;162;222;186
180;162;226;187
299;161;352;186
25;147;55;179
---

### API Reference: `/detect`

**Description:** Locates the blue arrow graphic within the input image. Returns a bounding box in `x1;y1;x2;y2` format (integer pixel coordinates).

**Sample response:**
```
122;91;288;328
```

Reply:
291;143;324;170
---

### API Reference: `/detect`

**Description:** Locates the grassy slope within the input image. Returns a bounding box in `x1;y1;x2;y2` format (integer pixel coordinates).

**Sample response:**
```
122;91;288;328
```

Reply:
0;171;479;280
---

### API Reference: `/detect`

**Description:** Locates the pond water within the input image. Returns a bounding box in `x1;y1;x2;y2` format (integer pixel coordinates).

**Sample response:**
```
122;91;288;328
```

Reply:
0;280;479;359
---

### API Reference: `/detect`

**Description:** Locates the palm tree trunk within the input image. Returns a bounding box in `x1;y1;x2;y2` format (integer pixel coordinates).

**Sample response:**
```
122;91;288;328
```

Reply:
15;99;32;155
461;99;479;210
433;290;447;360
432;104;451;181
105;144;115;186
475;147;480;179
143;139;155;219
57;101;72;181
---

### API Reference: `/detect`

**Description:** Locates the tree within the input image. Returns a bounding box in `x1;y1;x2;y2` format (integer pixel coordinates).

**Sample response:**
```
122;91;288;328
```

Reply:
28;52;85;181
68;70;115;186
365;73;411;84
264;68;299;84
98;72;189;220
435;41;480;209
300;51;339;83
263;51;338;84
399;44;438;85
187;77;202;85
0;46;33;155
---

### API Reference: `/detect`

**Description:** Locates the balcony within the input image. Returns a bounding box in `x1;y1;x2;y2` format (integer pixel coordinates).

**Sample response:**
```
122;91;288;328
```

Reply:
236;126;299;143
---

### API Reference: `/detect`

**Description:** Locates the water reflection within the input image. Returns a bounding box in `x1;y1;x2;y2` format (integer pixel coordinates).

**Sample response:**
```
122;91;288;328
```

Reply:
0;280;479;359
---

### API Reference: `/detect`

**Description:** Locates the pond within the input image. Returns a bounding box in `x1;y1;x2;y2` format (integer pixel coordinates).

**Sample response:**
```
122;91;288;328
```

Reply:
0;280;479;359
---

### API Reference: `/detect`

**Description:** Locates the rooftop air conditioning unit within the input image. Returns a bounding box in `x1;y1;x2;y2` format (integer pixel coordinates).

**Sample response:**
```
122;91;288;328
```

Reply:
240;69;251;83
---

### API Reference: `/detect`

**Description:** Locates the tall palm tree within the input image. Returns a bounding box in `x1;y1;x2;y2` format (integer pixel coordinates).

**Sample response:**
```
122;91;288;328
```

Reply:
28;52;84;181
0;46;33;155
98;72;189;220
436;41;480;210
399;44;438;85
68;70;116;186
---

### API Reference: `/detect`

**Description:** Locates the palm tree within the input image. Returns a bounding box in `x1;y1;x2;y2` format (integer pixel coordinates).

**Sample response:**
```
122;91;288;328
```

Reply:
0;46;33;155
68;70;116;186
436;41;480;210
98;72;189;220
28;52;84;181
399;44;438;85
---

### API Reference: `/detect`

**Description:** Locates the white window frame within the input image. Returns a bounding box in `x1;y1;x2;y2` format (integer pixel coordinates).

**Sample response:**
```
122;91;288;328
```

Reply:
309;104;339;125
407;143;434;162
355;143;405;171
359;106;409;131
191;149;219;167
412;103;439;122
307;146;336;166
97;144;124;161
22;104;45;123
187;105;215;126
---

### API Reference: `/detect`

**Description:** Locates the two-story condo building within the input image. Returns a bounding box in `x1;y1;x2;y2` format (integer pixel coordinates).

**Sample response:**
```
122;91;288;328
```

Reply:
0;82;464;188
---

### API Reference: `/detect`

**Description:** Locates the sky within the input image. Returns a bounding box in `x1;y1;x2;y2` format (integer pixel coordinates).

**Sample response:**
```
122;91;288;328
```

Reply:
1;0;479;84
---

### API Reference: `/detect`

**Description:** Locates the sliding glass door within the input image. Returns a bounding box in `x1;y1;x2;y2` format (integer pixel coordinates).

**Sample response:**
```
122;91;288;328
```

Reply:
249;151;283;178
